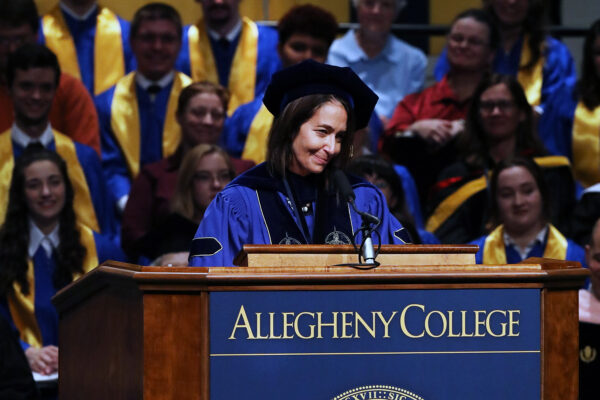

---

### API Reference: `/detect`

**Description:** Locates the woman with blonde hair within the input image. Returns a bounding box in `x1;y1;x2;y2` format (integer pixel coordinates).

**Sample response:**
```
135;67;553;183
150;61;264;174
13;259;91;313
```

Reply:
150;144;235;266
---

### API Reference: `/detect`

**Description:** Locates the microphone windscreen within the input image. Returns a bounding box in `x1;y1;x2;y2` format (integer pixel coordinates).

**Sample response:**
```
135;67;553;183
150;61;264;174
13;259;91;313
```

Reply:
332;169;356;202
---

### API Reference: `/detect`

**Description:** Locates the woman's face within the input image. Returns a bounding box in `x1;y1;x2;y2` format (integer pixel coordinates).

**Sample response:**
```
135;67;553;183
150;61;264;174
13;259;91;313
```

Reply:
192;152;231;212
490;0;529;28
178;92;225;146
447;17;494;72
289;100;348;176
24;160;66;229
479;83;524;142
496;165;543;234
593;35;600;78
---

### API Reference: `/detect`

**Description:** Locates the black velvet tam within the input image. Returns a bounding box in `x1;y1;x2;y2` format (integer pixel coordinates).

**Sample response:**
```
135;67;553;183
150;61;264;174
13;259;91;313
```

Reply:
263;59;378;130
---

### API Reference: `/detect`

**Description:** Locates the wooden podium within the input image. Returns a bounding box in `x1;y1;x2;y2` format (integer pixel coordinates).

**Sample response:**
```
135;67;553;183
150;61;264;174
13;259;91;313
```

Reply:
53;245;588;400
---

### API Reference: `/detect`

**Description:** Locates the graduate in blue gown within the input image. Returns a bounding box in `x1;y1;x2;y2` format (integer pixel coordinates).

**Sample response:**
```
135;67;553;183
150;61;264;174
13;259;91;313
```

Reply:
95;4;192;213
470;156;584;265
38;0;135;96
189;60;409;267
0;147;123;377
1;43;116;238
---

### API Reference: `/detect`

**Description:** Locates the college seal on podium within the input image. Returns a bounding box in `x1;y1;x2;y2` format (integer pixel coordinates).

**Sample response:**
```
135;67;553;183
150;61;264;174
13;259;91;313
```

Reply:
332;385;424;400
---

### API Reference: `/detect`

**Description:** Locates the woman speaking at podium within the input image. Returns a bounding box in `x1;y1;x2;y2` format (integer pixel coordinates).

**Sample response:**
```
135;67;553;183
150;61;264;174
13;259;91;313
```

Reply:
189;60;409;267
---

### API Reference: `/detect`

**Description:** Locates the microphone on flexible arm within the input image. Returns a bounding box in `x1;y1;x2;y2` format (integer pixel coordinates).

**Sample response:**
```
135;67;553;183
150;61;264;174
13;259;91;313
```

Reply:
332;170;381;266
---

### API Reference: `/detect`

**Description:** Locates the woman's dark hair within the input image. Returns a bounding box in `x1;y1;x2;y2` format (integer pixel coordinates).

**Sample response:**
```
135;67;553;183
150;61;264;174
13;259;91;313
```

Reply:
450;8;501;53
488;155;550;229
483;0;545;71
6;44;61;88
578;19;600;110
458;74;546;169
266;94;355;178
346;155;421;243
0;147;86;296
278;4;338;48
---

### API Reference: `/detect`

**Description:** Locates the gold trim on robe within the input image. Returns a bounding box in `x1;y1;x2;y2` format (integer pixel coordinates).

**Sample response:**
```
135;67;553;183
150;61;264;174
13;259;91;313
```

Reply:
0;130;99;233
187;17;258;114
482;224;567;264
425;156;570;233
8;223;98;348
109;72;192;178
425;175;488;233
241;104;274;164
42;5;125;95
517;35;544;107
572;102;600;187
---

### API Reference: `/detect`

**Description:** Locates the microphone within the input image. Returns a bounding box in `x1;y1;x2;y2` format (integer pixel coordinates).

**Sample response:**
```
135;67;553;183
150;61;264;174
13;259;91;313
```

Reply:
332;170;380;265
332;170;380;225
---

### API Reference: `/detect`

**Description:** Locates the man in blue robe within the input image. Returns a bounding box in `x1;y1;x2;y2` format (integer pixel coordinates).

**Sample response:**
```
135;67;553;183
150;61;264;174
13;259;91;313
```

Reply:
220;4;338;163
176;0;280;114
1;43;116;237
95;3;192;213
39;0;135;96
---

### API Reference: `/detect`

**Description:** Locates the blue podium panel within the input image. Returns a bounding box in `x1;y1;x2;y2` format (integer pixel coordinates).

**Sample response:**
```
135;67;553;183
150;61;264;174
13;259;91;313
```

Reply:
210;289;540;399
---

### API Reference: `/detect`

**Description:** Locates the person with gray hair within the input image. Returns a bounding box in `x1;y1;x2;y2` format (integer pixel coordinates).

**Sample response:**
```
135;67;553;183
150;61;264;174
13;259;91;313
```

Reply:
327;0;426;124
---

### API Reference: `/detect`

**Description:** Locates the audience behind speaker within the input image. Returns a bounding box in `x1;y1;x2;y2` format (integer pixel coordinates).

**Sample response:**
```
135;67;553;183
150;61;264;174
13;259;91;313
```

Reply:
380;9;499;206
0;0;100;154
327;0;427;126
470;156;584;265
38;0;135;96
0;147;123;377
426;74;575;244
434;0;576;156
222;4;339;164
346;155;439;245
95;3;192;215
0;43;116;238
541;18;600;189
121;81;253;261
176;0;280;114
150;145;236;266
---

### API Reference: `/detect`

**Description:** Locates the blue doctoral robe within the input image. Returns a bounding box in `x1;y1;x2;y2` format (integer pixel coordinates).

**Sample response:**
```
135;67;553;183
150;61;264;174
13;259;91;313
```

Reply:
38;7;135;95
0;232;124;349
12;138;117;238
176;23;280;100
96;79;176;202
470;232;585;265
189;164;409;267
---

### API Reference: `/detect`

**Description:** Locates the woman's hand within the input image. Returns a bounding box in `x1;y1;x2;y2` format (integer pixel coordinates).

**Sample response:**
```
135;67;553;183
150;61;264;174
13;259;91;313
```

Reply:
409;119;461;145
25;345;59;375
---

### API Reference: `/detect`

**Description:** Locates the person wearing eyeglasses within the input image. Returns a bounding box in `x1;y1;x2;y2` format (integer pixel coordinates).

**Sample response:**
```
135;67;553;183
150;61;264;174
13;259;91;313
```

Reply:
426;74;576;244
380;9;498;209
433;0;576;156
146;144;236;266
95;3;192;216
121;81;253;262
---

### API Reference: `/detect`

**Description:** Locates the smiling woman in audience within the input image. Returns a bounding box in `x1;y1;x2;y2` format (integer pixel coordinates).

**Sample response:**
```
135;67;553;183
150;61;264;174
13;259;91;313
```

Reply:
0;147;122;376
380;8;498;206
471;156;584;265
426;74;576;244
148;144;235;266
